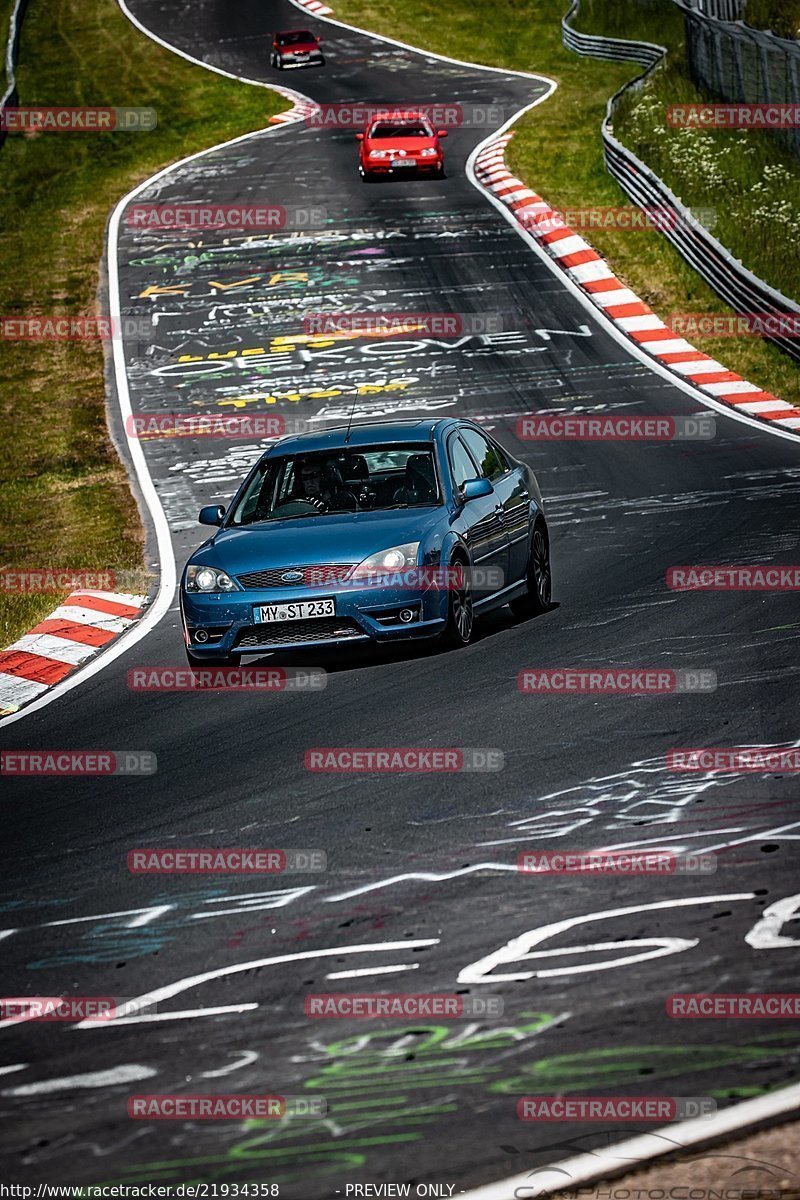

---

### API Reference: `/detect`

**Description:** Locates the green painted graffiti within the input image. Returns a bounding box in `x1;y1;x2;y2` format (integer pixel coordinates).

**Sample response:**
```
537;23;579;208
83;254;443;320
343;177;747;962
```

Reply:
489;1032;800;1094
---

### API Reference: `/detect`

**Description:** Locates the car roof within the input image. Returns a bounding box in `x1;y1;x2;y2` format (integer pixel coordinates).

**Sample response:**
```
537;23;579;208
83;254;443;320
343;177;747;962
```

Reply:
266;419;449;457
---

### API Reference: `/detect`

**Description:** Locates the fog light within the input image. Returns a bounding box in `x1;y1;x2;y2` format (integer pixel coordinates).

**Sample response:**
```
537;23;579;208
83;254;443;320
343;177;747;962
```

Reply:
399;608;415;624
194;629;209;643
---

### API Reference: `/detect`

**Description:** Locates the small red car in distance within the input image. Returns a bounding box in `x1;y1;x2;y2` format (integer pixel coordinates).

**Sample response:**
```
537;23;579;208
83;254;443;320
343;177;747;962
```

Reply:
357;113;448;181
271;29;325;69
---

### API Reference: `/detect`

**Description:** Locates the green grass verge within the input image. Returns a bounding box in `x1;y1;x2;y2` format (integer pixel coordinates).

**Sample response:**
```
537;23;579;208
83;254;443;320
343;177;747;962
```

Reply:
608;8;800;304
746;0;800;37
332;0;800;409
0;0;285;646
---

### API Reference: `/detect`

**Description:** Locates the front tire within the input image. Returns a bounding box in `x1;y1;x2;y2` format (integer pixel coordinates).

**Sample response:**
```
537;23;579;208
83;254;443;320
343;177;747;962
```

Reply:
510;522;551;618
440;557;474;648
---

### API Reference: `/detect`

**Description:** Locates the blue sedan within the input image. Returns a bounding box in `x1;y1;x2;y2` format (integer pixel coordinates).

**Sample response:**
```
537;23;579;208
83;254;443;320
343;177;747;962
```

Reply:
180;419;551;665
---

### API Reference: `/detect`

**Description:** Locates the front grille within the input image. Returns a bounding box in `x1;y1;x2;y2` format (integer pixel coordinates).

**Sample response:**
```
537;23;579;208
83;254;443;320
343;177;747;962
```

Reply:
237;564;356;589
234;617;365;648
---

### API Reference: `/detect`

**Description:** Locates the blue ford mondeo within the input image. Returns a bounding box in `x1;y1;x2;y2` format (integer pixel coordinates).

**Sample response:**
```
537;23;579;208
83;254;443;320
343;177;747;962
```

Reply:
180;419;551;665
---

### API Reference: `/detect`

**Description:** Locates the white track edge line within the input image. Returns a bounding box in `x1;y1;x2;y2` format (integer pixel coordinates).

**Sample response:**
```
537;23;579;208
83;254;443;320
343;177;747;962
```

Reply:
0;7;313;730
287;0;559;85
4;0;796;730
459;1081;800;1199
112;7;800;1194
465;122;800;447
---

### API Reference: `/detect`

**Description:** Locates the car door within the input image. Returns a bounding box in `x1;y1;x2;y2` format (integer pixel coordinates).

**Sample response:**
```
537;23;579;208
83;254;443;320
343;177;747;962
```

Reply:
460;427;530;583
447;431;508;596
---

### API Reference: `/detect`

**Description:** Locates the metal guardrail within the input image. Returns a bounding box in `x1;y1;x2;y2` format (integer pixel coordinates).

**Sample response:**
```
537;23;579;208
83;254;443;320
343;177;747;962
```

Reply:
561;0;800;362
1;0;29;151
684;0;746;20
681;2;800;157
561;1;665;66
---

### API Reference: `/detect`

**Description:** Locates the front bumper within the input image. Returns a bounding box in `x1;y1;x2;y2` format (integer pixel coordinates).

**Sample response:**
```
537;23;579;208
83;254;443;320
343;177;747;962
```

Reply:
182;580;448;655
362;158;443;176
279;52;324;67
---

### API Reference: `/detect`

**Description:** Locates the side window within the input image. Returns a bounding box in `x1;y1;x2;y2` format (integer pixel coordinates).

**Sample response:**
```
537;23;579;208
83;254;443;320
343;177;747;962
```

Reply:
461;429;508;482
448;435;480;492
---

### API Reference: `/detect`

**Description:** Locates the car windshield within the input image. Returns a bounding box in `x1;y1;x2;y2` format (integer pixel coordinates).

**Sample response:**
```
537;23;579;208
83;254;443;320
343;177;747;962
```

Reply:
230;445;441;526
277;31;314;44
370;121;433;139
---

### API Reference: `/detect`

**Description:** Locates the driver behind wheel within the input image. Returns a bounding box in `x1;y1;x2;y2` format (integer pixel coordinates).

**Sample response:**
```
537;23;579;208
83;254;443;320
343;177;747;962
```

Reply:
295;457;357;511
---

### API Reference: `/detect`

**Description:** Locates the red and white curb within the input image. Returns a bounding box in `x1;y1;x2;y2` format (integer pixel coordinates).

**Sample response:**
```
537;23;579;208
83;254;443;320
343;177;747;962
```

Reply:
269;90;320;125
292;0;334;14
0;591;147;717
474;133;800;434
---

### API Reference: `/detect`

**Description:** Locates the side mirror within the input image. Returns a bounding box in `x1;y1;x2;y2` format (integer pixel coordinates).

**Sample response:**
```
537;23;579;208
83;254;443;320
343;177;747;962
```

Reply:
462;478;493;501
356;132;364;141
437;129;448;137
316;35;322;42
199;505;225;527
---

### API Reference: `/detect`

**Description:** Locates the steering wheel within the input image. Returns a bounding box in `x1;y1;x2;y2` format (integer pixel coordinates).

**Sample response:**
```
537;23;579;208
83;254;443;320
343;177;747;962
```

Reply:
272;498;327;516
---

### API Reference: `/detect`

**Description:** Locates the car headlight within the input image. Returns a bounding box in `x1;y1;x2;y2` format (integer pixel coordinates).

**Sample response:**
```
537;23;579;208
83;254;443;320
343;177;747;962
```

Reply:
351;542;420;580
369;149;391;159
185;564;238;593
419;147;438;157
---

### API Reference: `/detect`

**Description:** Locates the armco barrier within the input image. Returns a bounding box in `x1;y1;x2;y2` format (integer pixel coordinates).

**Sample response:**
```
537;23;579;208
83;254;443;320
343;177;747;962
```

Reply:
686;0;745;19
1;0;29;151
682;3;800;158
561;0;800;363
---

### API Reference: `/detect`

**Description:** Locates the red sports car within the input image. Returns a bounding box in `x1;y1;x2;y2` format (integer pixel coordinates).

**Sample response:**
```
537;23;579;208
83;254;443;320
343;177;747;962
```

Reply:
271;29;325;69
357;114;447;181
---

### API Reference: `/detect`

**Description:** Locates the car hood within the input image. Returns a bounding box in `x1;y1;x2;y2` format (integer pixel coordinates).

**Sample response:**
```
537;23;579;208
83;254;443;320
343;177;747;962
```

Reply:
282;41;317;51
192;506;445;576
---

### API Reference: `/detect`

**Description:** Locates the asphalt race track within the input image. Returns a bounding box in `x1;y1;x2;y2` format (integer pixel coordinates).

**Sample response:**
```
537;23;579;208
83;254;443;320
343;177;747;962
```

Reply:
1;1;800;1194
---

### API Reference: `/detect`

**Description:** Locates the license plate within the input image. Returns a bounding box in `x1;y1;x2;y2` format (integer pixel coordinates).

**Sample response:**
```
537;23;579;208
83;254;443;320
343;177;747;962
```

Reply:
255;598;335;623
391;158;416;167
294;53;309;59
